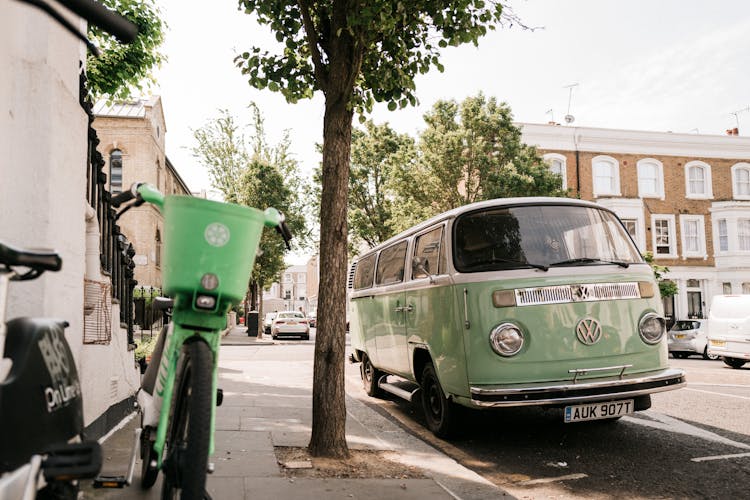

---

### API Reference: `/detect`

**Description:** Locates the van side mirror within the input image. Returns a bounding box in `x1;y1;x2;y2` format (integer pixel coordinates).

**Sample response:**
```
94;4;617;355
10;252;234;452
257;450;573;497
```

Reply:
412;256;435;284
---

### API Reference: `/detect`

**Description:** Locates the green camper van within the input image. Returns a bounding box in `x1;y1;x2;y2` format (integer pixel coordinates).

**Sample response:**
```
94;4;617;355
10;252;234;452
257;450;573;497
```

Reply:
348;197;685;437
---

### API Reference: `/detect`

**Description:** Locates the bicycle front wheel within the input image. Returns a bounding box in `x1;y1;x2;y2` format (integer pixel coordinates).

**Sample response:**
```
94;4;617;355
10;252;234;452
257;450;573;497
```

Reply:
161;340;213;499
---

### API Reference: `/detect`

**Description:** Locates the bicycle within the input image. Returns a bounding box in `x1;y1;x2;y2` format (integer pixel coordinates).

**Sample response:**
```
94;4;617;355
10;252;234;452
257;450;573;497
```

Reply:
100;182;291;498
0;242;102;499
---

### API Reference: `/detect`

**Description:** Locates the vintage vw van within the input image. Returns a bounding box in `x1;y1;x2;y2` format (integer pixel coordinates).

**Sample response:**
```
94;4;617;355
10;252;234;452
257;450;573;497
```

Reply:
348;197;686;437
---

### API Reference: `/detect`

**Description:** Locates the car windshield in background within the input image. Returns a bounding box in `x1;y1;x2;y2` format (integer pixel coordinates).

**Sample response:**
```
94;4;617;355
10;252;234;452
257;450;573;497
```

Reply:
453;205;642;273
671;321;700;331
278;312;304;319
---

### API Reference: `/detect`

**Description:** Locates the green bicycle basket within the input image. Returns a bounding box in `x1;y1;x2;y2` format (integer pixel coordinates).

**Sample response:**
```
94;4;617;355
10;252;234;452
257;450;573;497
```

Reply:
161;196;265;306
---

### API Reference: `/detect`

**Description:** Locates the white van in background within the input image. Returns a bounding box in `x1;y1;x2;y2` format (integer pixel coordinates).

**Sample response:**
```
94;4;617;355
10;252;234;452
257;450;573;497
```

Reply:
707;295;750;369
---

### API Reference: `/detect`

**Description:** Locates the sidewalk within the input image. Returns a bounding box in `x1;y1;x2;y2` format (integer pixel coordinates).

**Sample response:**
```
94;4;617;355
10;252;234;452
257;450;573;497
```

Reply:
83;326;510;499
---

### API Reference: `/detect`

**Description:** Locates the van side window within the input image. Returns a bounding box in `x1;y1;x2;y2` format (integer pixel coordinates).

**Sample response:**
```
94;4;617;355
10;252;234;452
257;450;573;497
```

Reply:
353;254;376;290
412;227;444;279
376;241;407;285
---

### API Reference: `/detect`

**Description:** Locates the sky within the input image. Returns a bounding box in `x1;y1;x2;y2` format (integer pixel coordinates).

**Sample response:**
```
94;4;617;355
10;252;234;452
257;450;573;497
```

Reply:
151;0;750;259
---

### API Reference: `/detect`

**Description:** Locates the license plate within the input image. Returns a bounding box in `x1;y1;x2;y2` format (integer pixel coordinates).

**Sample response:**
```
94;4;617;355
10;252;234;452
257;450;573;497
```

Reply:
674;334;686;339
564;399;634;423
287;321;297;325
710;340;726;347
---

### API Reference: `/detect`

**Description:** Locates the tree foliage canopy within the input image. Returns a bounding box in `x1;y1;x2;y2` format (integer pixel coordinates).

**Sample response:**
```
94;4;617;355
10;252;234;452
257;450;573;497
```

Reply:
236;0;522;113
86;0;166;101
346;94;567;248
348;120;416;249
191;107;307;290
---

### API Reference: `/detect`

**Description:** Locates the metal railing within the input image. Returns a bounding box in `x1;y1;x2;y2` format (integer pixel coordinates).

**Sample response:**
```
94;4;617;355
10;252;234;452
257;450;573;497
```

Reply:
80;73;137;346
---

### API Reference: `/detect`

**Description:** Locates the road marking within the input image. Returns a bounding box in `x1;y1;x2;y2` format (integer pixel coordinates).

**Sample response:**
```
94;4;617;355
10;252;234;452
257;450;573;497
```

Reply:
517;473;588;486
685;387;750;401
689;383;750;389
623;411;750;450
691;452;750;462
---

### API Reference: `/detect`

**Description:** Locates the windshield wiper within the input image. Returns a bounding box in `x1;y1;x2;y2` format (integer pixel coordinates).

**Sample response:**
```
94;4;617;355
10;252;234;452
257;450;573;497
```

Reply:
549;258;629;268
466;257;549;272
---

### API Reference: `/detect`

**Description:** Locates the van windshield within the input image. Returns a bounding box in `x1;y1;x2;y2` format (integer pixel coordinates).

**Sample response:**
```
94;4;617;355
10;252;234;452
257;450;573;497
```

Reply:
454;205;642;272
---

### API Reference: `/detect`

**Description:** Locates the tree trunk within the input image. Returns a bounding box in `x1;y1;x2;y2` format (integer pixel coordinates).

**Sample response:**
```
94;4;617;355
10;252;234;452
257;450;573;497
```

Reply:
308;90;352;458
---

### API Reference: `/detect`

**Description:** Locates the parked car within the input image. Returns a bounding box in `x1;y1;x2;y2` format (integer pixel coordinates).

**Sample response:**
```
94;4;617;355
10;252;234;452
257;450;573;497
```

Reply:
308;312;316;328
707;295;750;369
263;312;277;335
668;319;718;360
271;311;310;340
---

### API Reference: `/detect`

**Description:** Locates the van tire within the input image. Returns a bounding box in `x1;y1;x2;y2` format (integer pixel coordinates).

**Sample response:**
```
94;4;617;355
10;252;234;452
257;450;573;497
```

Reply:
723;357;747;369
361;353;384;397
421;363;459;439
703;347;719;360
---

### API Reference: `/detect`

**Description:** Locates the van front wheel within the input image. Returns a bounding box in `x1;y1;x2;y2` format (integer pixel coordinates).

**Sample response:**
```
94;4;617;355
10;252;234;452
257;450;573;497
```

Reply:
421;363;459;439
361;353;383;397
723;357;747;369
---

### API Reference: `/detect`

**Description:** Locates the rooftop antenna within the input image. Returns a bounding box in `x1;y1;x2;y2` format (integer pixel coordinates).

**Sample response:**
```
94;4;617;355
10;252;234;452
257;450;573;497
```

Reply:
730;105;749;131
563;83;578;124
545;108;555;124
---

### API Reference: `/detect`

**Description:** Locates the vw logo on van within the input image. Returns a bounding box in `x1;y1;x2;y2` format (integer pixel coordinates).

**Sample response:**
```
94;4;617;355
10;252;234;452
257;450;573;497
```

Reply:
576;318;602;345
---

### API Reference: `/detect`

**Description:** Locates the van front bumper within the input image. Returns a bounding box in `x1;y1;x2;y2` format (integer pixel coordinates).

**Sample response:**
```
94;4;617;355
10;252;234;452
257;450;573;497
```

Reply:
469;368;685;407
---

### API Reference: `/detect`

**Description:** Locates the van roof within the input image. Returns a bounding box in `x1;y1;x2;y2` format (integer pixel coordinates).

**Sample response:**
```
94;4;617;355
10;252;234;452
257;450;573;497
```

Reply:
355;196;610;260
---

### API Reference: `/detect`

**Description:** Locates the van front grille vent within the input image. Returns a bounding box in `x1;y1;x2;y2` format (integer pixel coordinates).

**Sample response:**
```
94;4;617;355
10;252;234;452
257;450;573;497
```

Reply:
347;261;358;290
515;282;641;306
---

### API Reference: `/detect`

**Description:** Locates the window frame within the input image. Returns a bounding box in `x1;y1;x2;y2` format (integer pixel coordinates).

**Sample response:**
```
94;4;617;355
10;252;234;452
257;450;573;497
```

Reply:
543;153;567;191
684;160;713;199
651;214;677;258
731;163;750;200
717;218;729;253
591;155;621;197
738;218;750;252
375;240;408;286
353;253;377;291
636;158;665;199
411;225;445;280
109;149;123;194
679;214;707;259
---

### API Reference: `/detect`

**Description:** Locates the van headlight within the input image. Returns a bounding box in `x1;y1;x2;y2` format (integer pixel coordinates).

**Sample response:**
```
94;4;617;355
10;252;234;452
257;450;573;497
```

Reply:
489;323;524;357
639;313;665;345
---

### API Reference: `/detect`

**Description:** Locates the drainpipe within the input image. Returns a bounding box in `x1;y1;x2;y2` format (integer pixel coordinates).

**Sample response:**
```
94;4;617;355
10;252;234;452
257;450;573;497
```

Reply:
574;129;581;197
85;205;102;280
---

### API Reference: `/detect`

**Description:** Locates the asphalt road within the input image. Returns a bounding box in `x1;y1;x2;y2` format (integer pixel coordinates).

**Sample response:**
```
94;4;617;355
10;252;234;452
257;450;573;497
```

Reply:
342;350;750;500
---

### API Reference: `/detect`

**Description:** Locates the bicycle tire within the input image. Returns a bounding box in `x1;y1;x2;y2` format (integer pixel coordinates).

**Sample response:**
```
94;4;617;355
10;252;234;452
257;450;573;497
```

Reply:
161;340;213;499
139;426;159;489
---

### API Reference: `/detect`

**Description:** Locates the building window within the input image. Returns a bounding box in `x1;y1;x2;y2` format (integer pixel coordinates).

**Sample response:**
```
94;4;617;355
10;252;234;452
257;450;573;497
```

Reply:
109;149;123;194
723;282;732;294
155;229;161;267
592;155;620;197
637;159;664;199
684;161;713;199
284;290;291;300
739;218;750;251
731;163;750;199
743;282;750;294
621;219;638;241
718;219;728;252
543;153;567;190
680;215;706;258
652;215;676;257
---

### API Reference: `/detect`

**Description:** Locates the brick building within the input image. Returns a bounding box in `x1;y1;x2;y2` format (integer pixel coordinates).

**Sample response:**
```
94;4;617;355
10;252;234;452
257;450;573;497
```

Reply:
521;123;750;324
93;97;192;290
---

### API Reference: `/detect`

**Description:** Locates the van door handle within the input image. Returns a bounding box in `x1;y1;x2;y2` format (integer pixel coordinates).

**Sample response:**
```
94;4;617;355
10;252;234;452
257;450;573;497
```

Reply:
394;306;404;312
404;304;414;313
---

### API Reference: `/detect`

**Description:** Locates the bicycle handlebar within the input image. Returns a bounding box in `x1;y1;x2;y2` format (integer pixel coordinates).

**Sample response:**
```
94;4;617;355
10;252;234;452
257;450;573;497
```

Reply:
58;0;138;42
110;183;141;208
0;240;62;272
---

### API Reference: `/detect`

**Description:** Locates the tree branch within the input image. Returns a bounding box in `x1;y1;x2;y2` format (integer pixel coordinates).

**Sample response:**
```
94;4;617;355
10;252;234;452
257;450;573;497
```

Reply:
297;0;328;89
